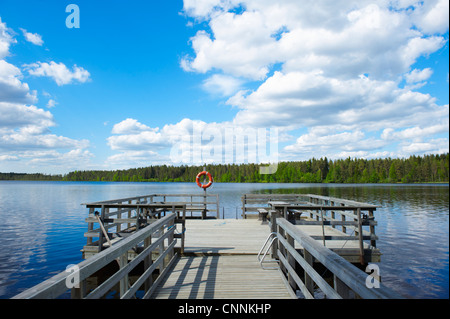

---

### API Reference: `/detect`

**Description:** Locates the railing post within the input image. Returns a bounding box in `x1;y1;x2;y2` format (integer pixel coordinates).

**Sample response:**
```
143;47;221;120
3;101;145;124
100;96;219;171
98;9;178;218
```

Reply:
333;275;352;299
241;195;246;219
287;233;297;291
70;279;87;299
144;235;153;292
369;209;376;248
168;212;175;261
330;201;336;229
357;208;365;265
341;203;346;233
98;205;105;252
270;210;280;259
119;253;128;298
216;194;220;219
277;223;286;275
304;250;314;297
127;200;132;229
87;207;94;246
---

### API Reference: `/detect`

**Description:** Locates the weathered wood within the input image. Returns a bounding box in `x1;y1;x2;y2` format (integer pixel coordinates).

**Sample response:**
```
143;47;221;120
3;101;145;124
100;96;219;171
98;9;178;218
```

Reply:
13;213;179;299
152;255;295;299
15;193;394;300
276;218;402;299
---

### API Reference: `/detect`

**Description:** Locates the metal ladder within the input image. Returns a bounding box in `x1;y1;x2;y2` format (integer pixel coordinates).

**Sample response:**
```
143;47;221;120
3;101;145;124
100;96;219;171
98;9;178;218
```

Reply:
257;232;279;270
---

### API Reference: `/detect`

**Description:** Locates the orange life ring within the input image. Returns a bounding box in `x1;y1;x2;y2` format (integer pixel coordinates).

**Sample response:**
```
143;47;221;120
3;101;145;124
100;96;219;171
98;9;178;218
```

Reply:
196;171;213;189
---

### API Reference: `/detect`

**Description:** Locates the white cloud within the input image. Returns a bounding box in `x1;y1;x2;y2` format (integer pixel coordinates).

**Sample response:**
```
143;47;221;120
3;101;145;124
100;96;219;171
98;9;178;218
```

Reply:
107;130;166;151
107;115;282;169
20;28;43;46
412;0;449;35
0;18;16;59
0;60;37;104
46;99;57;108
0;100;89;151
108;118;164;150
202;74;243;96
400;138;449;155
111;118;155;134
0;131;89;150
176;0;449;163
106;150;169;169
181;1;447;81
0;18;93;173
24;61;91;86
404;68;433;83
382;121;449;142
182;0;239;19
283;127;388;160
0;102;54;130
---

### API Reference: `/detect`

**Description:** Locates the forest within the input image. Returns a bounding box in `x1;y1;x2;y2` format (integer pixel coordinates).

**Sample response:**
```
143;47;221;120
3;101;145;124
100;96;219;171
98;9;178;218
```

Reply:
1;153;448;184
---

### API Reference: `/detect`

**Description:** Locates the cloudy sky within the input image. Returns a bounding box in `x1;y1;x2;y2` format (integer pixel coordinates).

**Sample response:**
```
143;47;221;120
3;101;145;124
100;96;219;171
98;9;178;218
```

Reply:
0;0;448;174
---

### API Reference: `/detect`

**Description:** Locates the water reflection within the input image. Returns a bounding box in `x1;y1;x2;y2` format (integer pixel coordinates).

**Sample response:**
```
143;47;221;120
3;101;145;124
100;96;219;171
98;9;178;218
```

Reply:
0;181;447;298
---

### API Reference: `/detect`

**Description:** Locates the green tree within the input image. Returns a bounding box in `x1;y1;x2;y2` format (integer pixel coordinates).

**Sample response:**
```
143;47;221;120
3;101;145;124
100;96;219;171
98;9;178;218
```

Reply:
389;163;397;183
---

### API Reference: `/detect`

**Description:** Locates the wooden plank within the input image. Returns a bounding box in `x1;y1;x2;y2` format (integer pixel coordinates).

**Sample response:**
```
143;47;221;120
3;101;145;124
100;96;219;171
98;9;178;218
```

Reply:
153;255;294;299
182;219;272;255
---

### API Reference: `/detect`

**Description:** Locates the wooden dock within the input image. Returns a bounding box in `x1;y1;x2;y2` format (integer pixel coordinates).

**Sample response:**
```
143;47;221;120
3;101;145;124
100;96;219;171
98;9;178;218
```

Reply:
12;193;402;300
152;218;295;299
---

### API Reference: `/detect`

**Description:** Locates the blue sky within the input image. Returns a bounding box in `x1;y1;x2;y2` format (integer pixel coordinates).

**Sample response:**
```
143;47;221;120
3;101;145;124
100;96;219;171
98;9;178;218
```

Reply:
0;0;448;174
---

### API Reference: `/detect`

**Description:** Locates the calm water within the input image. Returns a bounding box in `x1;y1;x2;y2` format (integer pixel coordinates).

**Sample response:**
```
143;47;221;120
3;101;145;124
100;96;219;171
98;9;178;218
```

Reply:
0;181;448;299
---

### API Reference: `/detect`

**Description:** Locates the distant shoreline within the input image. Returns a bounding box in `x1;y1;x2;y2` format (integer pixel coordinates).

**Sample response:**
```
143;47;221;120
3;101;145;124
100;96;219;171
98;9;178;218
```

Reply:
1;153;448;184
1;180;448;186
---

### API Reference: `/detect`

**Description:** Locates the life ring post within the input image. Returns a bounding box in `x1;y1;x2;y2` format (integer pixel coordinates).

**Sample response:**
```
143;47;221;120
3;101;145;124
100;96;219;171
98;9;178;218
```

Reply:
196;168;213;219
195;170;213;189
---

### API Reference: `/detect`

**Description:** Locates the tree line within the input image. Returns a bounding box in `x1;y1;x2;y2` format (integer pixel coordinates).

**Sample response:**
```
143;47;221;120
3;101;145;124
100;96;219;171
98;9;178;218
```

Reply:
1;153;448;184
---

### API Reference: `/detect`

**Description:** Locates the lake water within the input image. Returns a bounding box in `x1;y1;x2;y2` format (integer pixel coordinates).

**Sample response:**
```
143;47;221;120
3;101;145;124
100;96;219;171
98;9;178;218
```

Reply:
0;181;448;299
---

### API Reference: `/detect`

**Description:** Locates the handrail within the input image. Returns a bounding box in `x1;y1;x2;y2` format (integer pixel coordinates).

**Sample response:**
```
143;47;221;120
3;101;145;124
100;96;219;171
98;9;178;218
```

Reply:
275;218;403;299
13;213;179;299
82;203;186;256
82;193;219;205
257;232;279;269
83;193;220;218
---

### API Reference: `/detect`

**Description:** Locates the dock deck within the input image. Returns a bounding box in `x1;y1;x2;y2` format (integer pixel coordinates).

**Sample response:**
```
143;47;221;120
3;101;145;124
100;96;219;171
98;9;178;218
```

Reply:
153;218;295;299
179;218;379;262
153;255;294;299
152;217;379;299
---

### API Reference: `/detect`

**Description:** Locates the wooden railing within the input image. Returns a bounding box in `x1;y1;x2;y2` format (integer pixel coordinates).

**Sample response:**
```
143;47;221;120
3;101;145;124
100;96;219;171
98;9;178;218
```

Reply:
85;193;219;219
82;193;219;257
241;194;306;218
148;193;220;218
12;213;180;299
274;217;402;299
82;202;186;258
244;193;380;263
